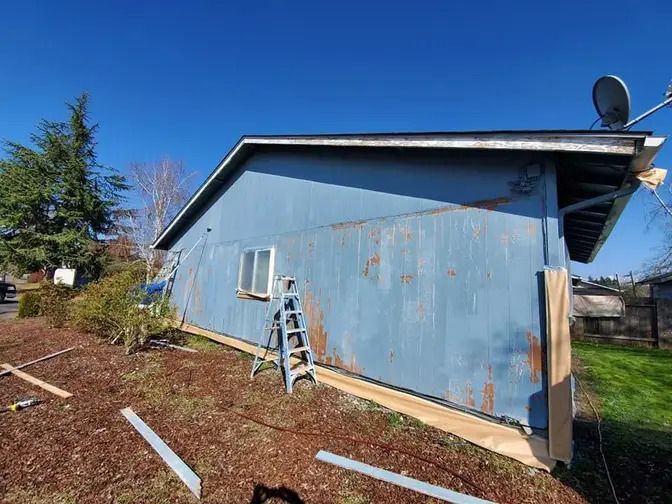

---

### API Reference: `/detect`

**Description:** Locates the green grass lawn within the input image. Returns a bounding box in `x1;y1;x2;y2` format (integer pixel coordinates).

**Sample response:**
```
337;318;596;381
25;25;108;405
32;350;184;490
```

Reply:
574;341;672;439
563;342;672;502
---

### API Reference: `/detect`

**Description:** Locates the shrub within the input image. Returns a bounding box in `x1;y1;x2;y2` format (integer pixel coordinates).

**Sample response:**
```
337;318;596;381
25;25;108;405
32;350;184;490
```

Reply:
18;292;41;318
39;281;75;328
71;263;172;354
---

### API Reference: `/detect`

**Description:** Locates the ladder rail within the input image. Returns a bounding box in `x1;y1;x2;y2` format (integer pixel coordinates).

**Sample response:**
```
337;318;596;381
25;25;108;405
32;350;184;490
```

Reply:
251;275;317;392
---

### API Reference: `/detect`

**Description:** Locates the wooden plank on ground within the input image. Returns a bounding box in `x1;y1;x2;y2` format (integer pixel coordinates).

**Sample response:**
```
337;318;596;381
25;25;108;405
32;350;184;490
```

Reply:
0;347;75;378
0;363;73;398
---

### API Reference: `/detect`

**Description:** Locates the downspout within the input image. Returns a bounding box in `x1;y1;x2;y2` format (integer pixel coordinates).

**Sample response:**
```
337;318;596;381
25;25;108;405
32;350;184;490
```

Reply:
557;182;640;268
557;183;639;225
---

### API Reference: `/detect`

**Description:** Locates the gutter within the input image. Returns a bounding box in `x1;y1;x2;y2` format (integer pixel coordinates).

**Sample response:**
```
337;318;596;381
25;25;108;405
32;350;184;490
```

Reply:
560;135;666;263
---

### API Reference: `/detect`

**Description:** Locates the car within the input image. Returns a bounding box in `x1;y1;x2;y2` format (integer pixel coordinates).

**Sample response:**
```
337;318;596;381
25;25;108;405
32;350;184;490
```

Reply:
0;281;17;302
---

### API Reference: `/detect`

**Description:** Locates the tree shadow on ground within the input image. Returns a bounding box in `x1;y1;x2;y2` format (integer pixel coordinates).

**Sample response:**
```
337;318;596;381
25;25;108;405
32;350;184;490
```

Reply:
249;484;305;504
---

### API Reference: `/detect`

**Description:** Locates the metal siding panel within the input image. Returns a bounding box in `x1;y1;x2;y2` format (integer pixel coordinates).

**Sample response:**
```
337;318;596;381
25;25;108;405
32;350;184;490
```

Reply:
167;150;549;429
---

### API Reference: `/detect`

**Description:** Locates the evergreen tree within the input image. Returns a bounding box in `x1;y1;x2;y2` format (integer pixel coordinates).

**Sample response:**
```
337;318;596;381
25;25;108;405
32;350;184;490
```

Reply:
0;94;127;278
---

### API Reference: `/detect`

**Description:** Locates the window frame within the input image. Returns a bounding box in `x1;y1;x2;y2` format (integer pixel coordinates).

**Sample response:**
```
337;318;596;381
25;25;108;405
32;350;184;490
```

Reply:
236;246;275;300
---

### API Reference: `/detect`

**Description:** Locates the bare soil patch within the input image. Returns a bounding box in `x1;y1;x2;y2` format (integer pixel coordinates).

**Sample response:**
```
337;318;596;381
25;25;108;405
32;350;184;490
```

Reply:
0;318;586;503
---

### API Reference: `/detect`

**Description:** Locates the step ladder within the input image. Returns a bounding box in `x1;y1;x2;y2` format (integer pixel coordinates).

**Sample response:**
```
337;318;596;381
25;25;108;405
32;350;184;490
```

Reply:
250;275;317;393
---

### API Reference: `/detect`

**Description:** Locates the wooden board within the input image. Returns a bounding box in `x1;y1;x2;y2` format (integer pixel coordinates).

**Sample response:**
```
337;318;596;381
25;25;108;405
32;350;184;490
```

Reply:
175;320;555;471
0;363;73;398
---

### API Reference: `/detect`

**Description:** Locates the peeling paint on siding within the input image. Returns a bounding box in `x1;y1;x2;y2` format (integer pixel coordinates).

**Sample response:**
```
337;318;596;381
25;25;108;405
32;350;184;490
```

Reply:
167;150;551;429
481;366;496;415
526;331;542;384
362;253;381;278
303;290;328;360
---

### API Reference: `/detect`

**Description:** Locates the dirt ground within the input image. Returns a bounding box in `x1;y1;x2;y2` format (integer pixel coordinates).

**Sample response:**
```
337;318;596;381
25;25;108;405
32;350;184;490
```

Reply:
0;318;587;504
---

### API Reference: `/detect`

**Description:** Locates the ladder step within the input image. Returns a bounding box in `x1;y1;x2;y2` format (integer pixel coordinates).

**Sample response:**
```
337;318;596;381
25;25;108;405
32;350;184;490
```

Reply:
290;363;313;375
252;274;317;393
289;346;310;354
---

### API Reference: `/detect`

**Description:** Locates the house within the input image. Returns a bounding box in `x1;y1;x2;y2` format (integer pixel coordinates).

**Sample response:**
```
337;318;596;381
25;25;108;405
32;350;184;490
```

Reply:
570;275;631;342
636;272;672;348
571;275;625;320
637;271;672;300
152;130;666;469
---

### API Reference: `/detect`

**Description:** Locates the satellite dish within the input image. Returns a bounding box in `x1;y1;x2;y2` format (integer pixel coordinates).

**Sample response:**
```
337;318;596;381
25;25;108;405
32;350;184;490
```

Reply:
592;75;631;130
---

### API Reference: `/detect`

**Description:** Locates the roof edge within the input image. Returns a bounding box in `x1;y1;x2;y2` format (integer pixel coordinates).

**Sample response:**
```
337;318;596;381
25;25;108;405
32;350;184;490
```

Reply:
151;131;657;250
583;136;667;263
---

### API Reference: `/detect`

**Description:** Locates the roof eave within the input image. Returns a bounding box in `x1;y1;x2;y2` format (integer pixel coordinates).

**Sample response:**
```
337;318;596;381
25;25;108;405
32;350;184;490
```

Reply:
151;131;658;251
583;136;667;263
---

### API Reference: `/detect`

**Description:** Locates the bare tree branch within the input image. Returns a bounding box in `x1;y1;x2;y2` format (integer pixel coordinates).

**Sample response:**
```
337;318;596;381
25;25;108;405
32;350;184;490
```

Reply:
122;159;194;281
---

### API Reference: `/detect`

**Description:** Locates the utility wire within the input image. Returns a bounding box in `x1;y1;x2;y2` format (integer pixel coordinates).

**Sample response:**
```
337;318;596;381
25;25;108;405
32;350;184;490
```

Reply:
650;187;672;219
575;376;620;504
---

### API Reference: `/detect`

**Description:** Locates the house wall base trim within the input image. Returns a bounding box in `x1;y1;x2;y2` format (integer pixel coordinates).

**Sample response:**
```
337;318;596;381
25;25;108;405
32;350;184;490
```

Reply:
175;320;555;471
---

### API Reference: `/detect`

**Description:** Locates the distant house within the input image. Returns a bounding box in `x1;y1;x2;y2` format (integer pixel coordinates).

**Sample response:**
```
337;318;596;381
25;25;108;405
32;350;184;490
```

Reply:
637;272;672;300
152;130;666;468
636;273;672;349
571;275;625;317
570;276;627;340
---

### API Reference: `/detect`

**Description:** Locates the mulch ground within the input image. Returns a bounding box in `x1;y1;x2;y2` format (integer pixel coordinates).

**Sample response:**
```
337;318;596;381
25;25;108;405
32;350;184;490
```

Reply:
0;318;587;504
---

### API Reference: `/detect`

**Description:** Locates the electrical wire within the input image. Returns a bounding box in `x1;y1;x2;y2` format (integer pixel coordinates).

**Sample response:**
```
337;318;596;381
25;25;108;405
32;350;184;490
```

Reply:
575;376;620;504
589;116;602;130
218;402;492;500
651;188;672;219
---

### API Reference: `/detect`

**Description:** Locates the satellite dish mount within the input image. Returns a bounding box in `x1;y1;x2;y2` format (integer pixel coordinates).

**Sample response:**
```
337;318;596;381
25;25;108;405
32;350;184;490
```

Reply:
593;75;672;130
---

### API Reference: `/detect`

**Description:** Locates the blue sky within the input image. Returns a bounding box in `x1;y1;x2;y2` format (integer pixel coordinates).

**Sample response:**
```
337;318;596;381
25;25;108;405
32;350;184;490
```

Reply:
1;1;671;277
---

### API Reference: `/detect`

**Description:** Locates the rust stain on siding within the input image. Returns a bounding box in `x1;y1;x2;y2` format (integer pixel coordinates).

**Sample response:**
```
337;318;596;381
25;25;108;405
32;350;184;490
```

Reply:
527;222;537;235
465;382;475;408
303;290;328;360
416;303;425;318
326;197;511;236
480;365;495;415
446;268;457;277
400;228;413;241
526;331;542;384
400;274;414;284
362;253;381;277
332;350;363;374
331;220;366;230
426;197;511;217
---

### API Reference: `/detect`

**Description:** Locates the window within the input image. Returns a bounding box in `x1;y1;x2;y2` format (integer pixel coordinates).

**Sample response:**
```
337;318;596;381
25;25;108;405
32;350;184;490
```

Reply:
237;247;275;299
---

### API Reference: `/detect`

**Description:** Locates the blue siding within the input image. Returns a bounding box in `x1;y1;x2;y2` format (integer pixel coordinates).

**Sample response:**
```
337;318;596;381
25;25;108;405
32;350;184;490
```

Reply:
168;149;553;429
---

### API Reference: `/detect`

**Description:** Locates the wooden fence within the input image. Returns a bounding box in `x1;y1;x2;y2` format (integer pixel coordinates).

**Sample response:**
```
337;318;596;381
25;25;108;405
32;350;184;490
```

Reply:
571;297;672;348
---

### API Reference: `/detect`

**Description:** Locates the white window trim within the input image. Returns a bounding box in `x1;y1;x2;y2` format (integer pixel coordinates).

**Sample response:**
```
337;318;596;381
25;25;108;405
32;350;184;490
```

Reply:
236;246;275;300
